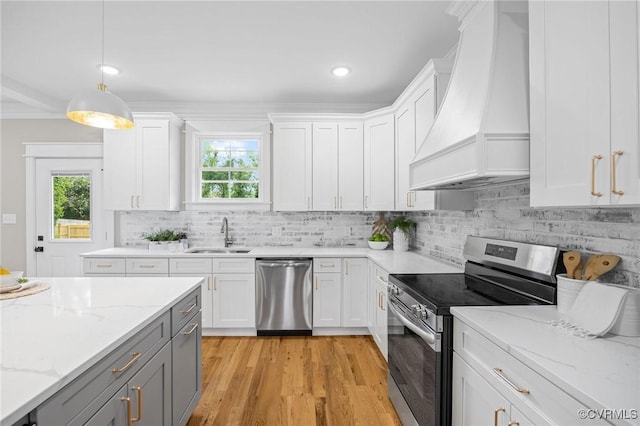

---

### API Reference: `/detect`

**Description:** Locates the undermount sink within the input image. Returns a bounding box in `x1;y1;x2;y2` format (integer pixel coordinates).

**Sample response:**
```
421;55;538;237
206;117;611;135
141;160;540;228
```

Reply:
186;248;251;254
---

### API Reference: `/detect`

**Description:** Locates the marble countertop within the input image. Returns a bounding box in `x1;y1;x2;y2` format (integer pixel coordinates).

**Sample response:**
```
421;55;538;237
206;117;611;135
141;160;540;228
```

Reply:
81;247;463;275
0;276;203;426
451;306;640;425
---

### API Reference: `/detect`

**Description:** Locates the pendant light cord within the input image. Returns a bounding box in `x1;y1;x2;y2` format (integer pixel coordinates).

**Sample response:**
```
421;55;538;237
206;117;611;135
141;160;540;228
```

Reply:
101;0;105;85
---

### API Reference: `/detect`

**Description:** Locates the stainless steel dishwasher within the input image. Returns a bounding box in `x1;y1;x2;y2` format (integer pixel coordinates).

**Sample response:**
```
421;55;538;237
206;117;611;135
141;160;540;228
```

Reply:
255;258;312;336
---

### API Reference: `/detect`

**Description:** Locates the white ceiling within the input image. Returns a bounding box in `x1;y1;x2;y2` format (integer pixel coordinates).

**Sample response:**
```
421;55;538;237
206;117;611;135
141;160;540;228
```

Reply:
1;1;460;118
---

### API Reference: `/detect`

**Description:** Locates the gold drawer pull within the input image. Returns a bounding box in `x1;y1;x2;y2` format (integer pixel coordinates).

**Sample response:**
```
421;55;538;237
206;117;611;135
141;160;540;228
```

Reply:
180;303;197;315
96;264;113;268
181;323;199;335
611;150;624;195
494;407;506;426
131;386;142;422
319;264;334;268
138;264;156;269
493;368;530;394
121;396;133;426
112;352;142;374
378;275;388;283
591;155;603;197
508;421;520;426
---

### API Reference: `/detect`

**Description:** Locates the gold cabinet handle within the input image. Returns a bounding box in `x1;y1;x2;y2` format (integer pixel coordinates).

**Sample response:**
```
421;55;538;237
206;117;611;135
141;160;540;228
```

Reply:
591;155;603;197
138;264;156;269
380;293;385;311
340;196;343;209
378;292;382;309
378;275;388;283
364;195;368;209
120;396;133;426
213;276;217;291
493;368;530;394
112;352;142;374
307;196;311;210
334;196;337;209
136;195;140;208
131;385;142;422
407;192;411;208
130;195;134;209
96;264;113;268
611;150;624;195
207;276;211;291
508;421;520;426
494;407;506;426
315;277;319;290
181;323;199;335
180;302;197;315
345;260;349;275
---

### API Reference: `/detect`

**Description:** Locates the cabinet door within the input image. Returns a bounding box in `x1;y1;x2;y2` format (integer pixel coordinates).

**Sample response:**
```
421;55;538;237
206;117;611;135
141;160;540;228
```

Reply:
312;122;339;210
129;343;172;426
273;122;312;211
173;311;202;426
84;385;129;426
313;273;342;327
212;273;256;328
338;122;364;210
342;258;368;327
136;119;171;210
375;276;388;360
364;114;395;211
103;127;136;210
395;104;417;210
452;353;511;426
529;1;611;206
609;0;640;205
411;77;439;210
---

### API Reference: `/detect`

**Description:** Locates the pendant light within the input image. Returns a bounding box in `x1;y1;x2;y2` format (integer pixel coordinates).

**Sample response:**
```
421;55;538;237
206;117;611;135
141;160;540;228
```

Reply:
66;0;134;129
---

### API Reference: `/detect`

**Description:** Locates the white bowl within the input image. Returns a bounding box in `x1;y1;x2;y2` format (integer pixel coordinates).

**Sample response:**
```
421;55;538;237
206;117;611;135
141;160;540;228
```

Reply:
368;241;389;250
0;271;24;287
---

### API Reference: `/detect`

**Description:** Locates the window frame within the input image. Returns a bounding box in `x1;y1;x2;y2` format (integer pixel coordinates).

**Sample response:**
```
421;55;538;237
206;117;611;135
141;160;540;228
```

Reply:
184;121;271;211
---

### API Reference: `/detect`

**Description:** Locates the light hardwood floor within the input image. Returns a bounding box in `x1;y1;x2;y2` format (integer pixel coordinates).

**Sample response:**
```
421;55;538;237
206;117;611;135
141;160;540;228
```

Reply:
186;335;402;426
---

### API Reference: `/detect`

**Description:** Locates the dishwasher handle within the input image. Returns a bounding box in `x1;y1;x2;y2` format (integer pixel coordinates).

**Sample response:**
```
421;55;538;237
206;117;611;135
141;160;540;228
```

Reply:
257;261;311;268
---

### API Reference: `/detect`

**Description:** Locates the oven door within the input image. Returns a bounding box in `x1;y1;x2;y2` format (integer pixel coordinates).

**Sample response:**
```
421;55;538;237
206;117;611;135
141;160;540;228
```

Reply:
387;295;442;426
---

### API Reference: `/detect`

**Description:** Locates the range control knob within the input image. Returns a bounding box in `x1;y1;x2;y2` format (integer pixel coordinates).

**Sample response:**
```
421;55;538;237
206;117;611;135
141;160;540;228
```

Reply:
411;304;429;321
388;284;400;296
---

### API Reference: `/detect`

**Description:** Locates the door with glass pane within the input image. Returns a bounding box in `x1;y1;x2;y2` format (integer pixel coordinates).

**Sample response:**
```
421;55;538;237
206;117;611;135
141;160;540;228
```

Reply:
34;159;113;277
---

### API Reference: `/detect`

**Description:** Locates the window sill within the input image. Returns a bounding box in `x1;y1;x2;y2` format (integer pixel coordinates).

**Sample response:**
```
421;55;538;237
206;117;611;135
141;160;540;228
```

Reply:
183;201;272;212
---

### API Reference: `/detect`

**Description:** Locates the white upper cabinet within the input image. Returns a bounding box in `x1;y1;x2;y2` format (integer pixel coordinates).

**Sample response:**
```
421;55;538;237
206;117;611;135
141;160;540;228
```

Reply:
337;123;364;211
103;113;182;211
312;123;339;210
272;122;313;211
529;0;640;207
395;59;473;211
363;112;395;211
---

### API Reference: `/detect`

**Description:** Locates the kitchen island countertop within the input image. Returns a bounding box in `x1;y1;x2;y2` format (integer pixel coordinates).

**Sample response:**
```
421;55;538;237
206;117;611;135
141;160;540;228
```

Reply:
0;276;203;426
81;246;463;275
451;305;640;425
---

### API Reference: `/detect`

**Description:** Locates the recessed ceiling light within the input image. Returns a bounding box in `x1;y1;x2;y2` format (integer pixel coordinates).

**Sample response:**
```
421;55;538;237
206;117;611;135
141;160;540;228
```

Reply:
331;66;351;77
98;64;121;75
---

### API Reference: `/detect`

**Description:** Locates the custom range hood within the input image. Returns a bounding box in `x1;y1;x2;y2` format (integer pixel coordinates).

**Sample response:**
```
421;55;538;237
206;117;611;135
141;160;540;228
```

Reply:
410;0;530;190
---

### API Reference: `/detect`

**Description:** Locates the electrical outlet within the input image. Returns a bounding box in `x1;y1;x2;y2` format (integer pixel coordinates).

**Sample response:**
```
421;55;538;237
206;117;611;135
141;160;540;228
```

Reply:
344;226;352;237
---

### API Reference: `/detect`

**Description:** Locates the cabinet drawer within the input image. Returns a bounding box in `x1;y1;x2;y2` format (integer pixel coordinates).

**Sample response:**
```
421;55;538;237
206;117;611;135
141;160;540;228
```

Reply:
37;312;171;426
83;258;126;275
126;258;169;274
172;311;202;426
313;258;342;273
372;264;389;285
212;257;254;273
453;319;603;426
171;287;201;336
170;257;213;274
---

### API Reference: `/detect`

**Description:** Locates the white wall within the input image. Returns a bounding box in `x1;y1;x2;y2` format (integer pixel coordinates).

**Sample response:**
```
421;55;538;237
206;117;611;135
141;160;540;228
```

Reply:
0;119;102;271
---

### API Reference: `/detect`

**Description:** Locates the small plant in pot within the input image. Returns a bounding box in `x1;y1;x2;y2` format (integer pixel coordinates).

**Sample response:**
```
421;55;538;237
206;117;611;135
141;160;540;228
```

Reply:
144;229;182;252
368;233;390;250
389;216;416;251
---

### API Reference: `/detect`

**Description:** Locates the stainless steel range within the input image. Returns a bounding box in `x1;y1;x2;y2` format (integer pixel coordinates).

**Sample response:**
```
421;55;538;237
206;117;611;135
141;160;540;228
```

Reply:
387;236;564;426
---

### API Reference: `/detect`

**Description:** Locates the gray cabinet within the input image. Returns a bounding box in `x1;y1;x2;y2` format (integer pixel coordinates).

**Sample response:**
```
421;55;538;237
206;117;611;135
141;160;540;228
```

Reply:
35;287;201;426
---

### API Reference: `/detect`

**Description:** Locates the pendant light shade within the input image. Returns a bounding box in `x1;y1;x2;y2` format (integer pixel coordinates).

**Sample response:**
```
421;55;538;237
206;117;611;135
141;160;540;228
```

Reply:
67;83;134;129
66;0;134;130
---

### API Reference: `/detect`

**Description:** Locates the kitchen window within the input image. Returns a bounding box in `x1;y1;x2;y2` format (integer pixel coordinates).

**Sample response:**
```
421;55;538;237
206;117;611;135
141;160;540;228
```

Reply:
184;120;271;211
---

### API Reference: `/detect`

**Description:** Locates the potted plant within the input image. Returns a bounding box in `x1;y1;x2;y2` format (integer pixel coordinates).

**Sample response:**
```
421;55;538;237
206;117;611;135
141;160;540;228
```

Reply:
143;229;182;252
389;216;416;252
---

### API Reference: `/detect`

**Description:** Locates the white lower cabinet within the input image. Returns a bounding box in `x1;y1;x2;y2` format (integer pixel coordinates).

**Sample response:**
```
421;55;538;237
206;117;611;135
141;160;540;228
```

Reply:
453;318;607;426
313;258;342;327
368;261;388;360
342;258;368;327
212;273;256;328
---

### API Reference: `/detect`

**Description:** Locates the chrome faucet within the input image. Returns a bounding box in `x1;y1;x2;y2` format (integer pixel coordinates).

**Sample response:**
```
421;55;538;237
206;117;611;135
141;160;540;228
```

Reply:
220;217;232;247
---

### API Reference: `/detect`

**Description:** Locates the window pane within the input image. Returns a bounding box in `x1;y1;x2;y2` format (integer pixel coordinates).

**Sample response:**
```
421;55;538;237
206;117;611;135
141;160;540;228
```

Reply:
230;170;258;181
202;171;230;181
202;150;230;167
231;151;258;167
52;174;91;240
230;182;259;199
202;182;229;199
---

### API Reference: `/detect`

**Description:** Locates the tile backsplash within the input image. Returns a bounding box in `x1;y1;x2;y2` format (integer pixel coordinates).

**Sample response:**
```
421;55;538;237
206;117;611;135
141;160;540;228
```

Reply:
117;182;639;287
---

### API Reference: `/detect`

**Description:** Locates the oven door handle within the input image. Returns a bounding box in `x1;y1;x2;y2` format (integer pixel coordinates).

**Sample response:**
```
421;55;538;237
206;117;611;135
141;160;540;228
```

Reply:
388;299;440;352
